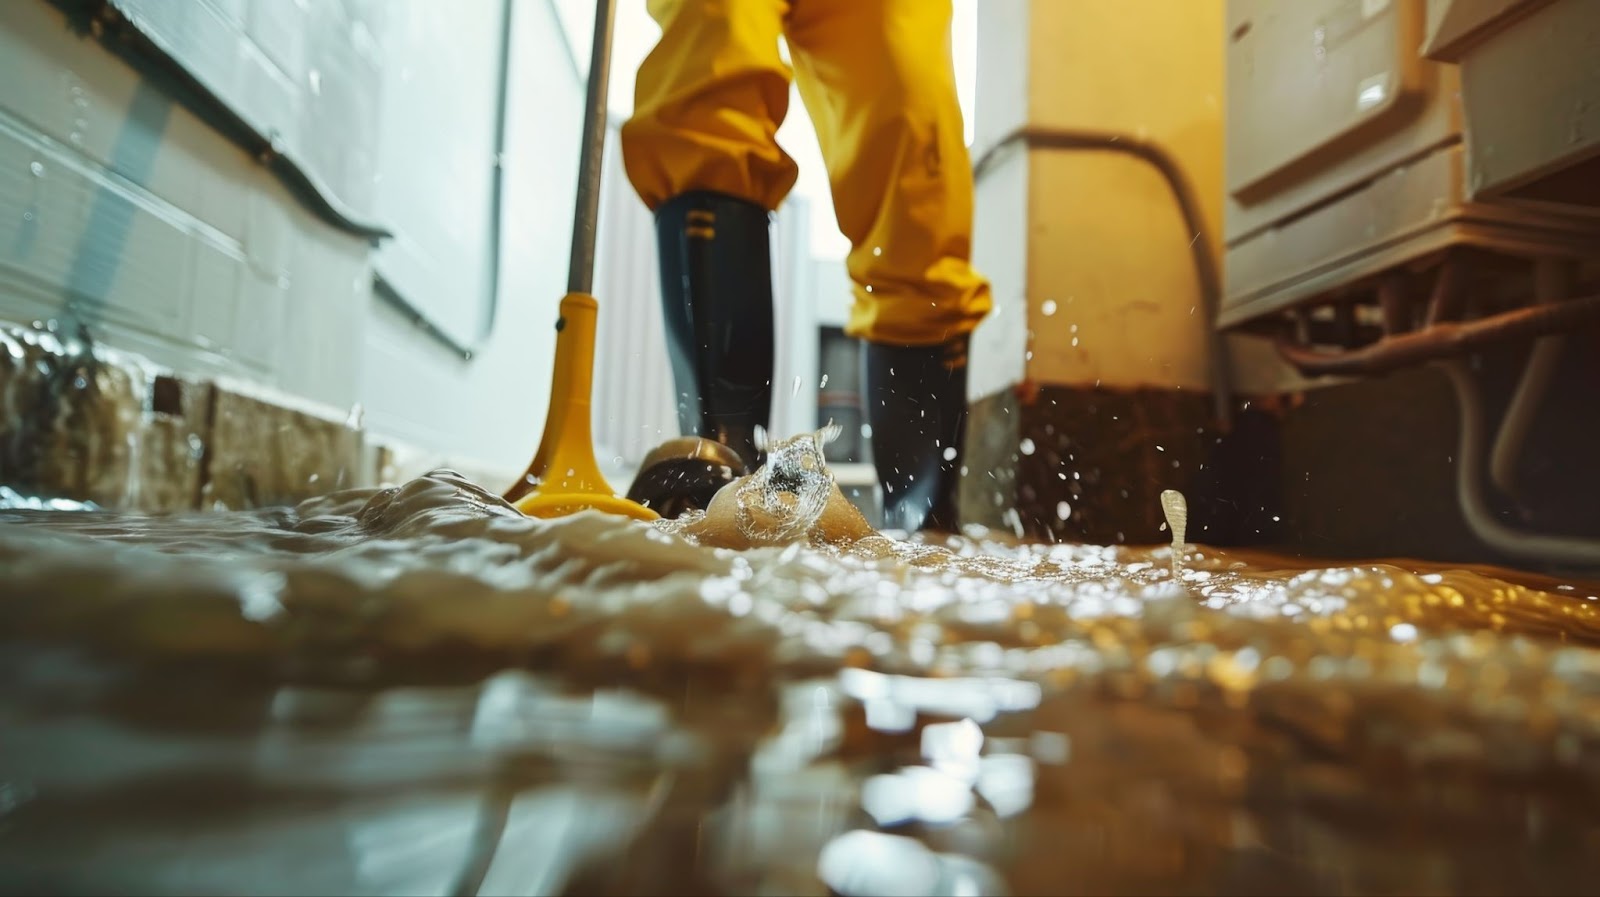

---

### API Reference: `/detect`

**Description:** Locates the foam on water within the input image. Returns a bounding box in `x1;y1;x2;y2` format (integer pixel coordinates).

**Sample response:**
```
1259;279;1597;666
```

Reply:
3;440;1600;895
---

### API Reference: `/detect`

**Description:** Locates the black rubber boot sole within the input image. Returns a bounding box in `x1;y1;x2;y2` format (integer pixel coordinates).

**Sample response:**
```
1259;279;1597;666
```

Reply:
626;436;749;519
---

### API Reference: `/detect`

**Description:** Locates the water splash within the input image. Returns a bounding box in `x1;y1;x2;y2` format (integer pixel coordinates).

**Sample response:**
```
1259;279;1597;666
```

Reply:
1160;489;1188;579
729;425;843;545
0;486;100;512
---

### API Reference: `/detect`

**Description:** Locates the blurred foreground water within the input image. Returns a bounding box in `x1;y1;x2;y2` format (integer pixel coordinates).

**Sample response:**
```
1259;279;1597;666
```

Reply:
3;447;1600;896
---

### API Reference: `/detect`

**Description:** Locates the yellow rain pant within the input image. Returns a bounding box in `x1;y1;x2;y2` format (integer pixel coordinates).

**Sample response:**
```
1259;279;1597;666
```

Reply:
620;0;992;347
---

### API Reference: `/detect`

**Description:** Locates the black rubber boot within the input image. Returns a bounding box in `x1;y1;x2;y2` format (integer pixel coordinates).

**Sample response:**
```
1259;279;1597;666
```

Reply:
625;191;775;516
864;337;970;533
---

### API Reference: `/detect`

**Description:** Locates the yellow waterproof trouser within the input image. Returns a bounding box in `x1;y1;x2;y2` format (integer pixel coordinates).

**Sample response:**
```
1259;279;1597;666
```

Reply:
620;0;992;347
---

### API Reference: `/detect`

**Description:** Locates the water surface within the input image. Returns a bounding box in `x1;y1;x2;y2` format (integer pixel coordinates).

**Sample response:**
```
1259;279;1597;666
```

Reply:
3;462;1599;896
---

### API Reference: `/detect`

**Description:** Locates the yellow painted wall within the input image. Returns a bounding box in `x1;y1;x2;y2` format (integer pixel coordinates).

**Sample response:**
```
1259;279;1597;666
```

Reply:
1022;0;1226;391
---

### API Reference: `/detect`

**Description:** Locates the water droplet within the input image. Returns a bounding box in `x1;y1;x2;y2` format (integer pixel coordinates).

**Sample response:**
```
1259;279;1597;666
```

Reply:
819;373;829;388
1056;500;1071;520
1041;299;1057;316
942;446;957;461
1019;438;1035;455
29;161;44;177
792;375;802;396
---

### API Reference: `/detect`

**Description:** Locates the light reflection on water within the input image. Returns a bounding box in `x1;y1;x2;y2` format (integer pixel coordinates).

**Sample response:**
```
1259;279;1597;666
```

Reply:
2;468;1600;895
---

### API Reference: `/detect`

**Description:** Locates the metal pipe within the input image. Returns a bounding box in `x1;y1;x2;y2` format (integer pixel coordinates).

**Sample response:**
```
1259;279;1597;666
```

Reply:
1436;359;1600;568
1425;251;1469;327
1377;272;1410;335
971;127;1234;427
1490;259;1576;502
566;0;619;296
1276;292;1600;377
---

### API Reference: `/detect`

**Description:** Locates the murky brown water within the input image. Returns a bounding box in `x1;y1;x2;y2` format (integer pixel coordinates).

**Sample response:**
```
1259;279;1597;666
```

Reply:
4;442;1600;895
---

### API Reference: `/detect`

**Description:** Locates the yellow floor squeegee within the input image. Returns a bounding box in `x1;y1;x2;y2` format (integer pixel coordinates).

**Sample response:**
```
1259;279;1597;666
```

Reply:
502;0;657;522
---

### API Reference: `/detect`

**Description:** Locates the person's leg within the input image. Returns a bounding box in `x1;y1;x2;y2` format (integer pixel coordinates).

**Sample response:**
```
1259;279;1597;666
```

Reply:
619;0;792;495
622;0;797;213
785;0;991;531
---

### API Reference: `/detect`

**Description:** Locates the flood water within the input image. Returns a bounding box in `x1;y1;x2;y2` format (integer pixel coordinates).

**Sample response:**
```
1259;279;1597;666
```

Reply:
3;435;1600;896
